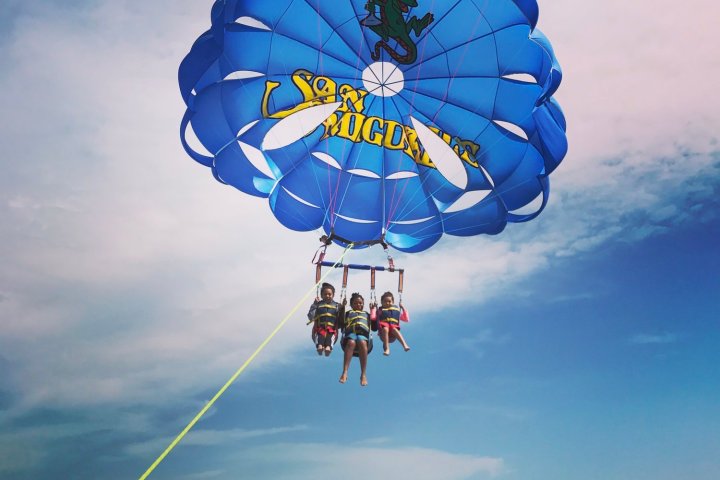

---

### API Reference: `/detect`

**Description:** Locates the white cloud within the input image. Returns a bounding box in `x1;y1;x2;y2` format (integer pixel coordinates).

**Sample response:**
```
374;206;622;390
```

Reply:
0;0;321;410
540;0;720;171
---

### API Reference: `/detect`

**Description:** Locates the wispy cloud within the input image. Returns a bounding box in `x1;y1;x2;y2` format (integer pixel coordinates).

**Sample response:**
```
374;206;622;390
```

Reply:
228;442;505;480
0;435;45;475
126;425;309;457
450;402;533;422
455;329;510;359
628;332;679;345
176;470;226;480
0;419;120;475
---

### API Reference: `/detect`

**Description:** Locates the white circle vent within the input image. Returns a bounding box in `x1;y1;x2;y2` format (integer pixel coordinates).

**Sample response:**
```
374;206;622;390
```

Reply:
362;62;404;97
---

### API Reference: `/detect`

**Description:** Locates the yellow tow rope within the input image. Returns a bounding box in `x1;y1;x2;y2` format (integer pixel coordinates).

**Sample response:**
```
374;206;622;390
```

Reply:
139;244;353;479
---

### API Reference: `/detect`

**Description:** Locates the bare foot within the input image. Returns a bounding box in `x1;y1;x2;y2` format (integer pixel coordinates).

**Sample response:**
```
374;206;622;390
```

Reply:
339;373;347;384
404;345;410;352
383;349;390;356
360;375;368;386
324;346;332;356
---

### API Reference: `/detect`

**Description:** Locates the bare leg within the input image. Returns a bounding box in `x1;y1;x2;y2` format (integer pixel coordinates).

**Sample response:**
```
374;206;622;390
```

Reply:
324;332;334;356
358;340;368;386
316;332;325;354
340;339;355;383
381;326;390;355
392;329;410;351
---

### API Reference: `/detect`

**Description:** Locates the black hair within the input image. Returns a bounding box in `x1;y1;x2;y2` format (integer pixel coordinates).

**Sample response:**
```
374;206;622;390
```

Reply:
321;282;335;294
350;292;364;304
381;291;394;302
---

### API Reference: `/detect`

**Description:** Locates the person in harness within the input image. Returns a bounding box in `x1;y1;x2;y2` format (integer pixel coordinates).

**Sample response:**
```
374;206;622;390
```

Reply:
339;292;371;386
307;282;345;356
377;291;410;355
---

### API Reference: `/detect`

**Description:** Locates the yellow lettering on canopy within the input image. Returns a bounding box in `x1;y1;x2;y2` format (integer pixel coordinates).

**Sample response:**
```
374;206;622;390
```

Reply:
327;111;364;142
454;139;480;167
311;75;338;105
261;69;336;119
383;121;405;149
338;84;368;113
403;127;434;168
259;69;481;172
362;116;384;146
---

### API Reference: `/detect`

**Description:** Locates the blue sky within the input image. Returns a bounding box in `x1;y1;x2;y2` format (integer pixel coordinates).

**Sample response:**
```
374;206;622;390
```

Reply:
1;1;719;479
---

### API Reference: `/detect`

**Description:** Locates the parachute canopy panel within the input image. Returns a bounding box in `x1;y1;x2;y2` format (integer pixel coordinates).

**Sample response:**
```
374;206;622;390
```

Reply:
179;0;567;253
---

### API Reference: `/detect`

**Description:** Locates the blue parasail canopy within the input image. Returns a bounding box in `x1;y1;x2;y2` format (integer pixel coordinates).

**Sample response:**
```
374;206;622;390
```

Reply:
179;0;567;253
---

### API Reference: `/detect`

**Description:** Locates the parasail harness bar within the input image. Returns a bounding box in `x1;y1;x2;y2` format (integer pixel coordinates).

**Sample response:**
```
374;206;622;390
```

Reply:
314;261;405;305
312;232;401;302
318;261;402;273
319;231;390;250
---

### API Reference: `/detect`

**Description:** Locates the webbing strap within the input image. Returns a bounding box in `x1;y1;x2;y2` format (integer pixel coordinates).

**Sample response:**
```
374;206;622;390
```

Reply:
342;265;349;288
138;244;354;479
312;243;327;299
315;263;322;299
398;270;404;305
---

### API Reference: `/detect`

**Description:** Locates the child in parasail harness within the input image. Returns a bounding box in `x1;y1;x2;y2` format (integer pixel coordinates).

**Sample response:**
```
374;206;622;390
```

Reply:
307;282;345;356
376;291;410;355
339;292;371;386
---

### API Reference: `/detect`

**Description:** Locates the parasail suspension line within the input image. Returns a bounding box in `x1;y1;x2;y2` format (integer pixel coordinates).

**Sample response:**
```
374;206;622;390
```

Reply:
139;243;354;480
